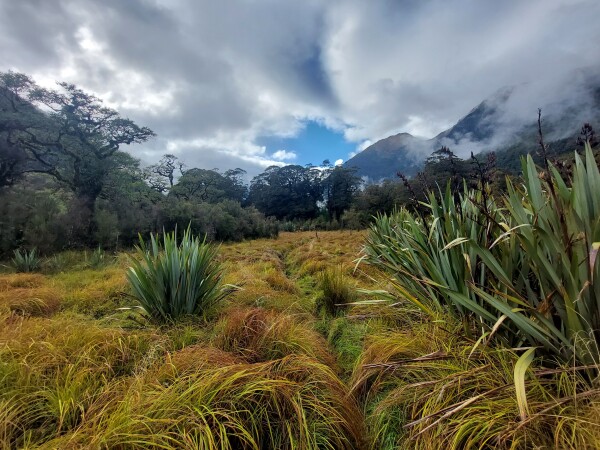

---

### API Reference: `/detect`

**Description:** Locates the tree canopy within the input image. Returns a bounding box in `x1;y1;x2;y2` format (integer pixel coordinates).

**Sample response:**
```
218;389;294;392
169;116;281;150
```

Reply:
0;71;155;208
248;165;324;220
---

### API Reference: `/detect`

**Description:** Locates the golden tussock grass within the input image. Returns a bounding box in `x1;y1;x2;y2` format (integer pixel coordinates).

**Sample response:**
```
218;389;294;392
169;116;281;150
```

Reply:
155;345;244;381
0;316;167;447
212;307;335;367
263;269;298;293
221;241;308;311
298;258;329;275
0;316;165;376
224;266;305;312
3;230;595;448
0;273;47;290
43;355;365;450
0;287;62;317
54;268;129;315
351;324;600;449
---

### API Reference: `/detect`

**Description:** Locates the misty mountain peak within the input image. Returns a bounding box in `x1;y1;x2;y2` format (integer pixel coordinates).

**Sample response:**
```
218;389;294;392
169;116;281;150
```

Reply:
345;71;600;182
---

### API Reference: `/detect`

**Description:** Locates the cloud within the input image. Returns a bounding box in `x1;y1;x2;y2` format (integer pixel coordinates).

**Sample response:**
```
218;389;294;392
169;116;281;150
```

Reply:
322;0;600;146
334;159;343;166
272;150;297;161
1;0;599;173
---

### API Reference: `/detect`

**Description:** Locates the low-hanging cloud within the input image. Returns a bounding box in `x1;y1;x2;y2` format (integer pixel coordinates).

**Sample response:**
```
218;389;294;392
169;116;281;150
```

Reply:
1;0;599;176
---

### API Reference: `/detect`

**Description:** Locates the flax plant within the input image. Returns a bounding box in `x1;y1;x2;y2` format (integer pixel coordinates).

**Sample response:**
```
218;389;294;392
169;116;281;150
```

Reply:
364;183;507;334
475;142;600;365
127;227;233;323
11;248;41;273
365;143;600;369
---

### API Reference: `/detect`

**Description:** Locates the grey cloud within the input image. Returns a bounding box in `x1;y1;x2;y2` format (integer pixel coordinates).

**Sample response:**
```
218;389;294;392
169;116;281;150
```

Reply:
0;0;79;68
1;0;599;173
324;0;600;143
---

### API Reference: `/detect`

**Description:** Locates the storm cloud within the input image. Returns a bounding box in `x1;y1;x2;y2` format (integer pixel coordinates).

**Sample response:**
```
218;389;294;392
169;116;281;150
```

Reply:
1;0;599;175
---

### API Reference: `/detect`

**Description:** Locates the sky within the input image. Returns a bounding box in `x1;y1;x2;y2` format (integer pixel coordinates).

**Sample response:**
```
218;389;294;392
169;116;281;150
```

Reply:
1;0;599;177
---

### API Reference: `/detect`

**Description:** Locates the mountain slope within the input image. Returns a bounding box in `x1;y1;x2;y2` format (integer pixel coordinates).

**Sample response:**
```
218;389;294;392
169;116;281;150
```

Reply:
434;86;512;145
343;133;424;181
345;70;600;181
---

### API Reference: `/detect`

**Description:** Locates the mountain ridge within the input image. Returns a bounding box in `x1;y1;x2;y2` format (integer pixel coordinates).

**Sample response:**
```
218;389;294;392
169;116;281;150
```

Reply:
344;73;600;181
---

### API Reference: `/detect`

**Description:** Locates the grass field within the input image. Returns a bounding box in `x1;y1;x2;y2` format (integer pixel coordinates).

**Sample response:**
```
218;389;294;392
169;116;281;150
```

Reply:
1;231;599;449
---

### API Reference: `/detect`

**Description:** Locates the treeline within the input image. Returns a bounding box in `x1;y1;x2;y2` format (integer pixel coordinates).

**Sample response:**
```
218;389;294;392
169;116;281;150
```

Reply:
0;71;364;255
0;72;278;256
2;70;594;256
0;71;369;257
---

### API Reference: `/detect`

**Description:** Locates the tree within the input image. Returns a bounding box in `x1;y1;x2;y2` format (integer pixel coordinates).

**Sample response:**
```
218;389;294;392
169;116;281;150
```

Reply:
423;146;473;194
0;72;40;187
222;168;248;202
0;71;155;237
95;152;163;247
0;135;27;188
248;165;323;220
169;168;246;203
324;166;361;221
145;154;185;193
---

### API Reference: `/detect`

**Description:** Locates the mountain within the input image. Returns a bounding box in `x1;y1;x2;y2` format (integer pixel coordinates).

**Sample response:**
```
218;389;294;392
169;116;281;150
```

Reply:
344;87;514;181
343;133;424;181
433;86;513;147
345;71;600;182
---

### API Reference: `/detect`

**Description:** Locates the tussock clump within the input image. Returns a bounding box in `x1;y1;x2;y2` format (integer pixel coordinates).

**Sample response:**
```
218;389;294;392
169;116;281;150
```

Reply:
55;268;128;316
0;273;46;290
0;317;166;447
299;258;328;275
226;282;305;313
350;328;444;403
314;265;356;317
263;269;298;293
0;287;61;316
49;355;365;450
212;307;335;366
351;328;600;450
286;232;366;276
154;346;244;381
0;317;165;377
259;248;286;272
